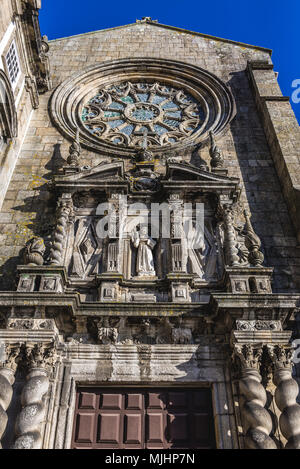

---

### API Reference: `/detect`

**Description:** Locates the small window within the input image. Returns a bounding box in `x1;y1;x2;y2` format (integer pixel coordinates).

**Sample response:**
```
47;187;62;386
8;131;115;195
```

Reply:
5;41;20;86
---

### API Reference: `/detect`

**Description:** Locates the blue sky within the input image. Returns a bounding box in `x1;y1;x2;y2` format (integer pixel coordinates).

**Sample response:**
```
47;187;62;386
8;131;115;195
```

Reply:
39;0;300;124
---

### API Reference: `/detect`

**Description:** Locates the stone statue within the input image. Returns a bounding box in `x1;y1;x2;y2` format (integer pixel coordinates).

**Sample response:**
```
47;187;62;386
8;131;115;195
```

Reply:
131;226;156;277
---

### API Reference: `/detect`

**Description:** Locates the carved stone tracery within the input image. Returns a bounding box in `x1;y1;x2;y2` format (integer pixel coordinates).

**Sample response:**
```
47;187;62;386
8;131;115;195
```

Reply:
82;81;205;148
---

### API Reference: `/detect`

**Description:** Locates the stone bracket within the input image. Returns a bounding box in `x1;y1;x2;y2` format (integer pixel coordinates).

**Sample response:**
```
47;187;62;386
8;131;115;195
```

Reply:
17;266;67;293
167;273;194;303
96;273;123;302
225;266;273;294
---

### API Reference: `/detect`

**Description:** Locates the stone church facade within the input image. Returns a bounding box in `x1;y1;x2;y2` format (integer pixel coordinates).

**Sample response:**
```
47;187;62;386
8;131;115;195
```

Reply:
0;2;300;450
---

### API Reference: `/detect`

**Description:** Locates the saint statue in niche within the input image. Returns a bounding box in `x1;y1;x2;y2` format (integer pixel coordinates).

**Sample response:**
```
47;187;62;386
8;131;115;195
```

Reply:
131;226;156;277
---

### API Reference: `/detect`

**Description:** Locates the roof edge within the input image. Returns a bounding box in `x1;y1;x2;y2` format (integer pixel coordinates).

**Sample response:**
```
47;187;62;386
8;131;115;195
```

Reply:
48;22;272;56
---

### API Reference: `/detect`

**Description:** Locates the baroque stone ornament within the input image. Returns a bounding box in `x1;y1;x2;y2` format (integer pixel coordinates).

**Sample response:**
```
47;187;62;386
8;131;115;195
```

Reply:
12;343;56;450
243;210;264;266
49;194;73;265
267;345;300;449
67;129;81;166
236;320;282;331
24;237;46;266
209;131;224;168
233;344;277;449
97;318;118;344
0;344;20;448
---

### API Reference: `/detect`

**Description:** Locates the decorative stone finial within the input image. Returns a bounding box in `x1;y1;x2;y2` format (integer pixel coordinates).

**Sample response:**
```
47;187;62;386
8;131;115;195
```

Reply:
209;131;224;169
243;209;264;266
67;129;81;166
24;237;46;266
136;17;158;24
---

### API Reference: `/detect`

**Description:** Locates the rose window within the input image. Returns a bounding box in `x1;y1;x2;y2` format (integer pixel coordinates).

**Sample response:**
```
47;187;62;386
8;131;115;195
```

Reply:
81;81;206;148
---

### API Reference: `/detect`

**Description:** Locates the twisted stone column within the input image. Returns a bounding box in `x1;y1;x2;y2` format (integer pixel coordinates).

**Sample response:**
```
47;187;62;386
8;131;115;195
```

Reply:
234;344;277;449
49;195;73;265
222;205;240;267
13;343;55;449
268;345;300;449
0;344;20;449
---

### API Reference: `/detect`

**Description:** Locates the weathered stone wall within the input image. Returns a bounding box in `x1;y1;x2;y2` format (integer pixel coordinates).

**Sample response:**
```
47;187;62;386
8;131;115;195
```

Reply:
0;0;13;36
0;22;299;292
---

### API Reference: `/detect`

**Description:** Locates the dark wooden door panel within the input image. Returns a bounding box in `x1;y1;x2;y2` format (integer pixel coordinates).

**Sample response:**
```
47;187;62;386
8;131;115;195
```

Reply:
72;387;216;449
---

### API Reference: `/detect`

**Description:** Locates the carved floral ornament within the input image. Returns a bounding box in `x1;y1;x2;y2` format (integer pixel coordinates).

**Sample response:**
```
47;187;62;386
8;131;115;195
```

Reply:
50;58;236;157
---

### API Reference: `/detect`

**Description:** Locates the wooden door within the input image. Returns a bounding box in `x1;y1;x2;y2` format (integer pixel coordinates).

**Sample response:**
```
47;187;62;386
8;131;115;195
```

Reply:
72;387;216;449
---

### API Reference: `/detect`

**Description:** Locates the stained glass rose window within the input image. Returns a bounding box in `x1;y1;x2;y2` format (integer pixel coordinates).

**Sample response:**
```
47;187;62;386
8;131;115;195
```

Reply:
81;81;206;148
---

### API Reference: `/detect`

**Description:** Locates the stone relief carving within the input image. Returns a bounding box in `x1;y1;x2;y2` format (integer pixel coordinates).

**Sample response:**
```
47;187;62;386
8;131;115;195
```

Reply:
24;237;46;266
71;218;102;277
7;319;56;331
92;316;205;345
49;194;73;265
97;318;119;345
236;320;282;331
23;342;56;370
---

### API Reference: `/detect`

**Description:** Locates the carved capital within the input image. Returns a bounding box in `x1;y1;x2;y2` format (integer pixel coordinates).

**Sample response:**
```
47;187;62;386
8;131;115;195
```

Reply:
23;342;56;371
233;343;263;370
267;344;293;370
1;343;21;372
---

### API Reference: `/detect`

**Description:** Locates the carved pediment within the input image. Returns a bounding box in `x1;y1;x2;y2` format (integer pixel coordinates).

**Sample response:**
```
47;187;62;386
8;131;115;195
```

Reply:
163;162;240;199
79;161;124;181
54;160;127;191
166;162;232;182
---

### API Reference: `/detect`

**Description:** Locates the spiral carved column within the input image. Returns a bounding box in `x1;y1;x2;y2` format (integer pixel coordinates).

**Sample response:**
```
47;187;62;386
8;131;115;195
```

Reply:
221;204;240;267
0;344;20;449
234;344;277;449
12;343;55;449
268;345;300;449
49;194;73;265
